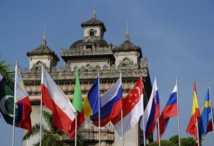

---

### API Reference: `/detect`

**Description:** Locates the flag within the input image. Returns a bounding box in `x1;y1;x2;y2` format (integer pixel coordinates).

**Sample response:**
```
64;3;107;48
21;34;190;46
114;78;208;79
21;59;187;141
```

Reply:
200;89;212;135
159;83;178;136
141;79;160;138
111;79;144;136
91;76;123;126
0;66;32;132
41;67;77;138
186;82;201;139
83;76;100;119
0;73;16;124
72;69;85;126
14;64;32;131
83;95;92;118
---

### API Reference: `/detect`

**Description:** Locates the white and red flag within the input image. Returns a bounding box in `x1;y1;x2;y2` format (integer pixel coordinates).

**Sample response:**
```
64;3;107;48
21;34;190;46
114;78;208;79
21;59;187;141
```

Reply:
111;79;144;136
41;67;77;138
15;64;32;131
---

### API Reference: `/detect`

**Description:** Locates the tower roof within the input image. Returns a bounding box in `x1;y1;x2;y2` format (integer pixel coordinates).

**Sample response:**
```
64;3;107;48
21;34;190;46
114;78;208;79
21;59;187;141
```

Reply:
114;31;142;56
81;11;106;32
27;34;59;62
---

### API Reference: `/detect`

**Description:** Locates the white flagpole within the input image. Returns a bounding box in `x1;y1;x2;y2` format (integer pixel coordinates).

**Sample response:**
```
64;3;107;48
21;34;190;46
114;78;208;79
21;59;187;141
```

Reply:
40;66;44;146
98;73;101;146
74;70;78;146
11;63;18;146
176;80;181;146
196;119;200;146
140;77;146;146
120;73;124;146
121;103;124;146
156;78;161;146
157;119;161;146
75;117;77;146
141;94;146;146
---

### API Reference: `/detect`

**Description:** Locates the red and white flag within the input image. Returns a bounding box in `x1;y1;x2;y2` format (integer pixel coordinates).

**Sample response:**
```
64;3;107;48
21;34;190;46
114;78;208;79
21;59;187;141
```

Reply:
111;79;144;136
15;64;32;131
41;67;77;138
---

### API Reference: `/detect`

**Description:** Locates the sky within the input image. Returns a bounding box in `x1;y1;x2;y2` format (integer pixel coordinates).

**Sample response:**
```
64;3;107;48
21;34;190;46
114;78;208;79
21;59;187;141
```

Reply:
0;0;214;146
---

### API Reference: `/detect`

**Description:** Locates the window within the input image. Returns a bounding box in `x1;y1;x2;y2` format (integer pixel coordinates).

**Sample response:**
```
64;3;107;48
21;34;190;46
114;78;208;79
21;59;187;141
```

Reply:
89;29;97;37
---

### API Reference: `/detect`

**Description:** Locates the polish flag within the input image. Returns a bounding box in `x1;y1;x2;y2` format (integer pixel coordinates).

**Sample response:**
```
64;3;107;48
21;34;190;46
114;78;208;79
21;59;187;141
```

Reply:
41;67;77;138
111;79;144;136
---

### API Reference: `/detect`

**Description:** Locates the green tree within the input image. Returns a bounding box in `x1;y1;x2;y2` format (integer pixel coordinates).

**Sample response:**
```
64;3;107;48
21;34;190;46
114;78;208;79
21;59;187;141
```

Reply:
23;110;83;146
147;135;197;146
0;60;12;82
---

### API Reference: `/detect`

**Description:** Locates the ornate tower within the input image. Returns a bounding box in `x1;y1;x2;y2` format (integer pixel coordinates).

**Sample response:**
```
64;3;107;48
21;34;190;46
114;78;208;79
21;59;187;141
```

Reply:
22;12;151;146
26;34;59;70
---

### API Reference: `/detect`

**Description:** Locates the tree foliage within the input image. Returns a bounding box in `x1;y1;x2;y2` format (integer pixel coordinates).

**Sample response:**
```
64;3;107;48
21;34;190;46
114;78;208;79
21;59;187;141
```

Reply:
23;110;83;146
147;135;197;146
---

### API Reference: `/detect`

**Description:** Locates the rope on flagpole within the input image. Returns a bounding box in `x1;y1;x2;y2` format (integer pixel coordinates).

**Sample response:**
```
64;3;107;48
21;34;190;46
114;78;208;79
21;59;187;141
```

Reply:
176;79;181;146
11;63;18;146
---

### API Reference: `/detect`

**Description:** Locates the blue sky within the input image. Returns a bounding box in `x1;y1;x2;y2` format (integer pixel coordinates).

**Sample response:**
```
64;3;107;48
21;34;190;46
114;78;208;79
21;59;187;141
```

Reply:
0;0;214;146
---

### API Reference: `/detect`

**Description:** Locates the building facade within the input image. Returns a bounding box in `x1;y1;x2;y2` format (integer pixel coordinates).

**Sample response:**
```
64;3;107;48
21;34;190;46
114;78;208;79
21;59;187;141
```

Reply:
22;13;152;146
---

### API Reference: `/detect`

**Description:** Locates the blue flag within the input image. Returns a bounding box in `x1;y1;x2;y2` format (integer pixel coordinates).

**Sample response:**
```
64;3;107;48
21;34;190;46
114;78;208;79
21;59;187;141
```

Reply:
200;89;212;135
88;75;100;115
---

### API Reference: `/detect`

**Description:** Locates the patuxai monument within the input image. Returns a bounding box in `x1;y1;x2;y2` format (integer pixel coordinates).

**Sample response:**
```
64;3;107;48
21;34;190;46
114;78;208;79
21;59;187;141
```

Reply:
21;12;152;146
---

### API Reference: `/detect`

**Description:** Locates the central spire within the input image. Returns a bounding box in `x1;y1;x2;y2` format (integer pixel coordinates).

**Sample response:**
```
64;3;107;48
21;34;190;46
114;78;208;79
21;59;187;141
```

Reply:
92;8;96;18
41;32;47;47
125;23;130;41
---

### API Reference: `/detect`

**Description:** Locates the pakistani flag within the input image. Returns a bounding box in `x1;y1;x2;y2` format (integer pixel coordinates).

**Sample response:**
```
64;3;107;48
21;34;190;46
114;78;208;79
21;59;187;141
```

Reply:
0;73;20;125
72;69;85;127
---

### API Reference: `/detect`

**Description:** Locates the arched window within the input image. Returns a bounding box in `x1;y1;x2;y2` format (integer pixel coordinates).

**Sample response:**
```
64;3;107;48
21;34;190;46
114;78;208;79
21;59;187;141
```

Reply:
89;29;97;37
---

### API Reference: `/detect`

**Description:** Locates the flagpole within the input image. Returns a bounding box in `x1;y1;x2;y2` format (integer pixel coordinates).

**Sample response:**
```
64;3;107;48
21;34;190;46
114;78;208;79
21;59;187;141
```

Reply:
196;119;200;146
98;72;101;146
157;119;161;146
141;94;146;146
40;66;44;146
141;77;146;146
120;72;124;146
176;79;181;146
156;78;161;146
11;63;18;146
74;70;78;146
121;103;124;146
75;116;77;146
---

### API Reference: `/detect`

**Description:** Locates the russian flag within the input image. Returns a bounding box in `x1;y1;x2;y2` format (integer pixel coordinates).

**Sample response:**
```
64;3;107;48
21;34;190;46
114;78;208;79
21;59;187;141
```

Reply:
91;76;123;126
14;64;32;132
159;83;178;136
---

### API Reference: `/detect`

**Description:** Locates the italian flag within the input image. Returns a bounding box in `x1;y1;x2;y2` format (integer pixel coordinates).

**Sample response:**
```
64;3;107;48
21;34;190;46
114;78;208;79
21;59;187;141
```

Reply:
41;67;77;138
72;69;85;128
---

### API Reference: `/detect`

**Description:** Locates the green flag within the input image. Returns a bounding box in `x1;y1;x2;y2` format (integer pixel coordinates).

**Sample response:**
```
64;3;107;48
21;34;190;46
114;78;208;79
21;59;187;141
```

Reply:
0;74;19;125
72;69;83;112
